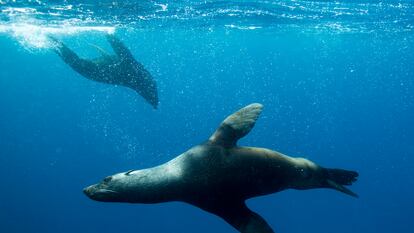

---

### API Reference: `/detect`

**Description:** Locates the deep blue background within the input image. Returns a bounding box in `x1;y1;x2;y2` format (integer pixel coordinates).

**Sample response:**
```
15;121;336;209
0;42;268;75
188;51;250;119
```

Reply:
1;3;414;232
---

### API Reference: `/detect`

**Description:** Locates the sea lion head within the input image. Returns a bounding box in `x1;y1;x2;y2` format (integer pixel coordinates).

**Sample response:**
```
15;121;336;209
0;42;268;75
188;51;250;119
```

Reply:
83;168;175;203
83;172;131;202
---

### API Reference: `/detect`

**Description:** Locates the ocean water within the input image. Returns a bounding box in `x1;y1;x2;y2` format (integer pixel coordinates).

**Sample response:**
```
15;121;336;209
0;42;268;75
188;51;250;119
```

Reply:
0;0;413;233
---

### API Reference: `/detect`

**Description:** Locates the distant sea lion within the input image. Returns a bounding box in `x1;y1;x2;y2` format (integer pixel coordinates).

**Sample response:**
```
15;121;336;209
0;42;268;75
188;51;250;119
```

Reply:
84;103;358;233
51;35;158;108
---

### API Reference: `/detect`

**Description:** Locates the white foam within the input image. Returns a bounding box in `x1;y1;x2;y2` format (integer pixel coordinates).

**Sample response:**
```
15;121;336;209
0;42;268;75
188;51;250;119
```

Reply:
225;24;262;30
0;4;115;49
1;7;37;14
0;20;115;49
154;3;168;12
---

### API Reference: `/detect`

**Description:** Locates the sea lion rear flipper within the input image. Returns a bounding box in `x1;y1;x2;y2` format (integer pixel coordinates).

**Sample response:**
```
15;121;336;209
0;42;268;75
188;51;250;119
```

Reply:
207;201;274;233
324;168;359;198
209;103;263;147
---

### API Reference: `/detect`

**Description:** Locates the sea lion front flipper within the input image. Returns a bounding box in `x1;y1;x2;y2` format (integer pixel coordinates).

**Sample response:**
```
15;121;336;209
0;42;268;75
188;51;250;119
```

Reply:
88;43;112;58
49;37;97;77
207;201;274;233
209;103;263;147
105;34;134;61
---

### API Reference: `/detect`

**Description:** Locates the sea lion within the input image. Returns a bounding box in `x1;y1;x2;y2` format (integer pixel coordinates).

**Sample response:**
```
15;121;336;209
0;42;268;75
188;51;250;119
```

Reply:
51;34;158;108
83;103;358;233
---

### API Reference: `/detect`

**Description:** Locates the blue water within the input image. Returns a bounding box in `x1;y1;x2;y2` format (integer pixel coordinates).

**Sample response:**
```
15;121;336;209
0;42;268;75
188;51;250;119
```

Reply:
1;0;413;233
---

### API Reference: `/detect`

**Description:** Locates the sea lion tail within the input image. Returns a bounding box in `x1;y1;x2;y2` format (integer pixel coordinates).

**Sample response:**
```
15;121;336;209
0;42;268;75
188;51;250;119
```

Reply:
324;168;359;198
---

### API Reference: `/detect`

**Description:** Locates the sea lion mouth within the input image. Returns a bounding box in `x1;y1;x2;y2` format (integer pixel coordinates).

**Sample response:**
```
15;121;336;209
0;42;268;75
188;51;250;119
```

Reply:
83;185;120;201
97;189;119;194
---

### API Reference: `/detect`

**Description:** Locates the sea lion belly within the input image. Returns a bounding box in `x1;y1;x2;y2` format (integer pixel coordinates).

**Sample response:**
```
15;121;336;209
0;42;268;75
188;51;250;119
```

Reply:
178;145;298;201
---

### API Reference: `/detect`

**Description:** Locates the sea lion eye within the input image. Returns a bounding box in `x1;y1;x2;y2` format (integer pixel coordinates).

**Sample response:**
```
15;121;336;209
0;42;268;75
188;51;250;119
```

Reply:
300;169;311;179
103;176;112;182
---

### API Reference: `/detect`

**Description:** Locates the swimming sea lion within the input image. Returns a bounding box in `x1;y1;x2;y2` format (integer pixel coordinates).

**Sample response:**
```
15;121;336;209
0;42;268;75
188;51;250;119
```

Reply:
83;103;358;233
51;34;158;108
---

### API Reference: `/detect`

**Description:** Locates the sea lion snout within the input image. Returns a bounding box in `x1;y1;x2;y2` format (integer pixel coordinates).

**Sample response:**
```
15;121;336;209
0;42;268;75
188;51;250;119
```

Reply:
83;185;98;199
83;185;94;194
